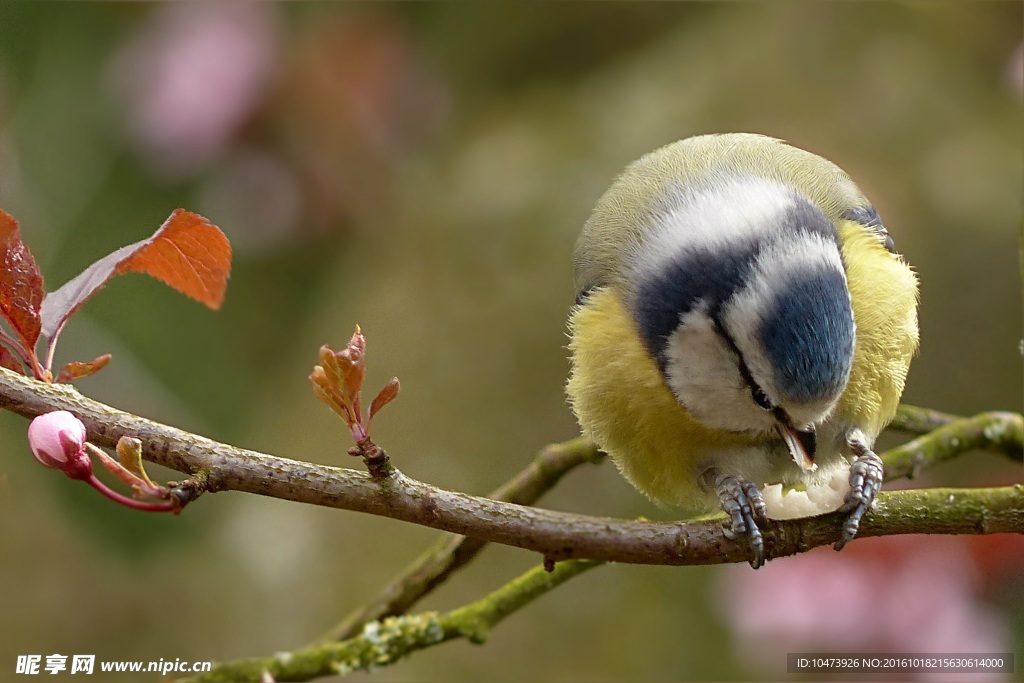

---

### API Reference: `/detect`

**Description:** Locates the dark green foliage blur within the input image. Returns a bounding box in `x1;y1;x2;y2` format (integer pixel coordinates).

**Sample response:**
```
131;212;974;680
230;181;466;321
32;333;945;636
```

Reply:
0;3;1020;682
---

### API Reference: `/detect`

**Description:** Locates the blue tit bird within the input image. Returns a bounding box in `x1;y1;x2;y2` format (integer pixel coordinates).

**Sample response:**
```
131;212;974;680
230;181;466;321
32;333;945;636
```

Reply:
566;133;918;568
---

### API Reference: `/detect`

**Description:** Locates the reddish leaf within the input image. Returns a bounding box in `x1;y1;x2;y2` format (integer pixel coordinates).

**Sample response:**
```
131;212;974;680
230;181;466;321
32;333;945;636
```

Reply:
0;344;25;374
114;210;231;308
0;209;45;352
41;210;231;340
368;377;400;424
56;353;111;383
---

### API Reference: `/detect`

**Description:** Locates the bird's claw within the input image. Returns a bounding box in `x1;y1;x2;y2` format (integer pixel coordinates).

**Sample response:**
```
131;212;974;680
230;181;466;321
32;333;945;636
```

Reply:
713;473;768;569
835;432;884;551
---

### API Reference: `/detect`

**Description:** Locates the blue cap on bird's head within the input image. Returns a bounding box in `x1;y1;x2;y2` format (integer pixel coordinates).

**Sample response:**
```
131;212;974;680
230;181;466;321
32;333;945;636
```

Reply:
755;264;855;407
629;176;855;453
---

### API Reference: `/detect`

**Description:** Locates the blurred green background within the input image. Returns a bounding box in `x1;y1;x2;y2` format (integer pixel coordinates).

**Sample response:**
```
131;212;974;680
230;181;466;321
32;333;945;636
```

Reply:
0;3;1021;682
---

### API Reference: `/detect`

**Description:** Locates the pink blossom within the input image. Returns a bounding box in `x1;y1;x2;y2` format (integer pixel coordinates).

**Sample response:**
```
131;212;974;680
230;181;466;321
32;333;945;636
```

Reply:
27;410;91;479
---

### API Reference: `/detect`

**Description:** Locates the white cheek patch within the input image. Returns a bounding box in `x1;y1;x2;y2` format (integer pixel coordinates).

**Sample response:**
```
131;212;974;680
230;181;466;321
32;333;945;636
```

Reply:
663;307;775;434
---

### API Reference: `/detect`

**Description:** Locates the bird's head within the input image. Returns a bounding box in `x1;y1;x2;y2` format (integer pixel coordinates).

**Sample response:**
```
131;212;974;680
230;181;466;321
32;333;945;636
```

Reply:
629;176;856;469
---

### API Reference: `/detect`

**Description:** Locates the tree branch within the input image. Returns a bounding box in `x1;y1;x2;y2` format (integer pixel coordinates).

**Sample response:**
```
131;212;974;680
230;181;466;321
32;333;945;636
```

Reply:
886;403;960;434
1;367;1021;569
182;486;1024;682
883;411;1023;480
3;367;1023;683
314;404;988;644
180;559;603;683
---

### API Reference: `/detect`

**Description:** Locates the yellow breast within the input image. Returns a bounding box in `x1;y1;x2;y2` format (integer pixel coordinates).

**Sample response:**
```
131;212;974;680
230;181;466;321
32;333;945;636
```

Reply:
566;286;761;510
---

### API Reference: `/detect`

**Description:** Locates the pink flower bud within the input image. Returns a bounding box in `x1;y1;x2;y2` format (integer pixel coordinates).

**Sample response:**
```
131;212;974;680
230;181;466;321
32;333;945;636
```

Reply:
28;411;92;480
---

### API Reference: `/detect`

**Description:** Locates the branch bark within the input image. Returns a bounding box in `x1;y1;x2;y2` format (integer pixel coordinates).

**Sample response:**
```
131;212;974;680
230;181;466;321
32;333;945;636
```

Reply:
1;367;1022;569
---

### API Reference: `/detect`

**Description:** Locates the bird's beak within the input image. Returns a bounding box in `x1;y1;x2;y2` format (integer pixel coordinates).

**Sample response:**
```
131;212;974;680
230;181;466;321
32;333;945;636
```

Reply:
776;420;817;472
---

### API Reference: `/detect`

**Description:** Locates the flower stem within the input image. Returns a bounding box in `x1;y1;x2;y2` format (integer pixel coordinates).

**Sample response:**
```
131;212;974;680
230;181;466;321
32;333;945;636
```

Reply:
86;474;177;512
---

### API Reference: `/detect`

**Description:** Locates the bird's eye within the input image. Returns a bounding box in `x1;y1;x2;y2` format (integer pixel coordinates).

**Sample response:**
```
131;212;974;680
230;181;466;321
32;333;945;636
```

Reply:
751;387;773;411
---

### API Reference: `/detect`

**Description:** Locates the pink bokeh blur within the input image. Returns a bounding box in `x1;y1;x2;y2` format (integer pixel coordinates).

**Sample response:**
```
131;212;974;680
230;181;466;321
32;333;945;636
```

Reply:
108;2;279;178
717;535;1021;681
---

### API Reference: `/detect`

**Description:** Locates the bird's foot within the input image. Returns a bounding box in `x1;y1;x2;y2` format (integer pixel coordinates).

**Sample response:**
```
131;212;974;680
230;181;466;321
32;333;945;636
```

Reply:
835;429;884;551
712;472;768;569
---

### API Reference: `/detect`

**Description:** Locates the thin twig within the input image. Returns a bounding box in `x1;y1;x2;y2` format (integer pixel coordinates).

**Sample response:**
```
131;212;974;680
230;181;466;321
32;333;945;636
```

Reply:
180;559;602;683
888;404;961;434
883;411;1023;479
317;436;602;643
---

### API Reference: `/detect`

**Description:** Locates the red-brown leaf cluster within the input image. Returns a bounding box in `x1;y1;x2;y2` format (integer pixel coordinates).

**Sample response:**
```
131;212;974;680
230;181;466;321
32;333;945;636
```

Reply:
310;326;400;447
0;208;231;381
